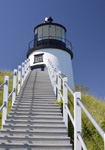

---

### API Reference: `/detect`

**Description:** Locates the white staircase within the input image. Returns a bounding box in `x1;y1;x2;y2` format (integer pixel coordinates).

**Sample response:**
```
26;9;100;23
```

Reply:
0;71;72;150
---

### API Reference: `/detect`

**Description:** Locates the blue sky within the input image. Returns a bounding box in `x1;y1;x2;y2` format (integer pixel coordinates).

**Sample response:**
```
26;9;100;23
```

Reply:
0;0;105;100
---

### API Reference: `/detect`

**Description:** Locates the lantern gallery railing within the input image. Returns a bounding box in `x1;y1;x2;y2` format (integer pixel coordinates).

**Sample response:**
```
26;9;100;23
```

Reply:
48;59;105;150
0;59;30;128
28;36;72;51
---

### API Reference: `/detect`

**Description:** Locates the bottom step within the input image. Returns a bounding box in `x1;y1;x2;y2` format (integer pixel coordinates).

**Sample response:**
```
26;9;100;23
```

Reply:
0;143;72;150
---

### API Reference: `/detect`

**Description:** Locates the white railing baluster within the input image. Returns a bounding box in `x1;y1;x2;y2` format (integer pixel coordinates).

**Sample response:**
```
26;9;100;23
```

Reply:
26;60;27;77
26;59;28;77
2;76;9;127
22;62;25;86
24;60;27;80
12;69;17;106
63;76;68;129
18;65;21;94
27;58;30;74
57;71;61;101
74;92;81;150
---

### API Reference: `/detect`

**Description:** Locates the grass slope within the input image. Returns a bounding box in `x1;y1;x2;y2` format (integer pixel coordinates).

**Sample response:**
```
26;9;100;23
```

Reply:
56;91;105;150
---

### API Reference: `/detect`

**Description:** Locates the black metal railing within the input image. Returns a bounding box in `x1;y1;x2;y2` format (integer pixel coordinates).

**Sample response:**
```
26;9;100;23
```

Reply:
28;36;72;51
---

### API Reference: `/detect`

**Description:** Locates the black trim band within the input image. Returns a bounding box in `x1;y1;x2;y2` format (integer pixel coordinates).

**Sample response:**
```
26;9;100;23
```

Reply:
27;46;73;59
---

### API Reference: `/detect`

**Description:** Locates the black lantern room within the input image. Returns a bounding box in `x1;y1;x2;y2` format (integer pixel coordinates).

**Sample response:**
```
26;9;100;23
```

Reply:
27;17;73;59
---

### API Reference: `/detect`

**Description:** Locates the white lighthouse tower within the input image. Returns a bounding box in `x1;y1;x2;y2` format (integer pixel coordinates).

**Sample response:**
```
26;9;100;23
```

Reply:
27;17;74;89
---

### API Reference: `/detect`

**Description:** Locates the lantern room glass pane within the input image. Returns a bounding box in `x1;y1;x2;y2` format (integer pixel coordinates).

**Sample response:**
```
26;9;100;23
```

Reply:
56;26;62;40
49;25;55;37
38;26;42;40
43;25;49;38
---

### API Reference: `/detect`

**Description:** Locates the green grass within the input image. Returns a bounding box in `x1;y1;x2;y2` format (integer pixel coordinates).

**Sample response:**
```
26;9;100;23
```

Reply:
56;91;105;150
0;71;13;128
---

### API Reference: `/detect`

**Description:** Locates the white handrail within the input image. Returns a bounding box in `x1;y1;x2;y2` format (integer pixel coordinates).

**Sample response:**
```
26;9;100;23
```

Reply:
0;102;6;112
8;89;15;100
0;81;7;89
0;58;30;128
65;104;74;127
65;81;74;96
77;133;87;150
48;59;105;150
9;73;15;80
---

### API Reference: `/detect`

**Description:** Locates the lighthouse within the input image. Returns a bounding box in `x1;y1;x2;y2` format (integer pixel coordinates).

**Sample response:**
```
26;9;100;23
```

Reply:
27;17;74;89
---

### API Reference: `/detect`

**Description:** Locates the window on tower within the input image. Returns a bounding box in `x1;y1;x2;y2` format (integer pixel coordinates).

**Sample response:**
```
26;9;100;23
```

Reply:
33;54;44;64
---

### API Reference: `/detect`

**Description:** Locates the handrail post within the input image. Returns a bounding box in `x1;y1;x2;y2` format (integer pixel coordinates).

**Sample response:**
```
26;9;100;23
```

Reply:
2;76;9;128
28;58;30;74
26;60;28;77
12;69;17;106
63;76;68;128
18;65;21;94
22;62;24;86
54;68;57;96
74;92;81;150
57;71;61;101
24;60;27;81
26;59;28;76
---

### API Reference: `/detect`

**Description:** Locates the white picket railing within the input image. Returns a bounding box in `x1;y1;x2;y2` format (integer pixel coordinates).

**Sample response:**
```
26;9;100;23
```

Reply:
0;59;30;128
48;59;105;150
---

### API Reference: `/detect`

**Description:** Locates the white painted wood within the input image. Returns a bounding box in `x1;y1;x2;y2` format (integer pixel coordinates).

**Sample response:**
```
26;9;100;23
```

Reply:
26;59;29;76
24;60;27;80
27;58;30;74
57;71;61;101
2;76;9;127
63;76;68;129
12;69;17;106
74;92;81;150
18;65;21;94
22;62;24;86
